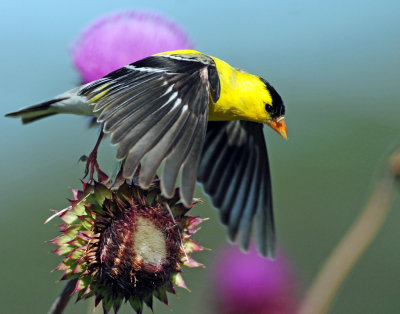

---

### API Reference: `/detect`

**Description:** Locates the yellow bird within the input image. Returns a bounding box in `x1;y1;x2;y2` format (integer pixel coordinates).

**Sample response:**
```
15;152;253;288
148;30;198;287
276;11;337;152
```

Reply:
6;50;287;257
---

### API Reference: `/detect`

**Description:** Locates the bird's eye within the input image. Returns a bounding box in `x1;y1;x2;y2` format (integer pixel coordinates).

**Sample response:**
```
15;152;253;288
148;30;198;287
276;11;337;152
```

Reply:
264;103;273;112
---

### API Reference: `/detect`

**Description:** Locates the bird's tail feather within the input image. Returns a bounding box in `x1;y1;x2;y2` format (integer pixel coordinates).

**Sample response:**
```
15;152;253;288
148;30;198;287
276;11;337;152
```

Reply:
5;98;67;124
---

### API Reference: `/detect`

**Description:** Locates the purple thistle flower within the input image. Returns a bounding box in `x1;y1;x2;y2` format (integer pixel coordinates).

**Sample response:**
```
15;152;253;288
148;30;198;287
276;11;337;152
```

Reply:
210;244;299;314
70;10;194;83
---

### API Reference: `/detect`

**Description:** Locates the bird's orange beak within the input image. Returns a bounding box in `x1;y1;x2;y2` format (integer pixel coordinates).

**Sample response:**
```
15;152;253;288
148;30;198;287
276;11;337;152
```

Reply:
268;118;288;140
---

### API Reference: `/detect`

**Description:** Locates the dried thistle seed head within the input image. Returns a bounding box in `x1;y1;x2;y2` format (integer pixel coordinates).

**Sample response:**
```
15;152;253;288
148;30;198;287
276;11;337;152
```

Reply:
50;177;206;314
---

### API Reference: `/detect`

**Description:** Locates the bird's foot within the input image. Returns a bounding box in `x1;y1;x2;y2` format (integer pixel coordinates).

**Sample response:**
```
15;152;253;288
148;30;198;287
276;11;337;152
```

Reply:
81;131;108;183
81;153;106;183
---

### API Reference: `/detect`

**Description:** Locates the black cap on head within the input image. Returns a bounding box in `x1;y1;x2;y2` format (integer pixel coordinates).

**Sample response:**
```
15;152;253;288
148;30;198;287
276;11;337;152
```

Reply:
260;78;285;119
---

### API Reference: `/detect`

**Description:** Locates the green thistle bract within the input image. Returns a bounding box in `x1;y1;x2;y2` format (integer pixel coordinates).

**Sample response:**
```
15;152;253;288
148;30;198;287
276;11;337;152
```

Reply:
50;177;206;313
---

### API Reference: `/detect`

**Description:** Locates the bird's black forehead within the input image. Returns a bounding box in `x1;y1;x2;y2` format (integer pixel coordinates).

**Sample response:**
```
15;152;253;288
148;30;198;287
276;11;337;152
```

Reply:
260;77;285;118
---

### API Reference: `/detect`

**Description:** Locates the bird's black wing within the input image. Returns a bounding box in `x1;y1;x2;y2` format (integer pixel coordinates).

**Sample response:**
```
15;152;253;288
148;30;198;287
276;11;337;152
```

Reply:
197;121;275;257
79;53;221;207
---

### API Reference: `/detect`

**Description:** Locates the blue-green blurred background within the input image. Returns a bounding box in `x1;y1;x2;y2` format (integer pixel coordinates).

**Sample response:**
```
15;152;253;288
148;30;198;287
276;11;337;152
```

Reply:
1;1;400;313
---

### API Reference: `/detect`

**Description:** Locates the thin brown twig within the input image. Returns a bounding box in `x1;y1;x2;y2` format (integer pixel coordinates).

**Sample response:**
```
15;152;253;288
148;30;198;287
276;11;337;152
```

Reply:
299;162;398;314
48;278;78;314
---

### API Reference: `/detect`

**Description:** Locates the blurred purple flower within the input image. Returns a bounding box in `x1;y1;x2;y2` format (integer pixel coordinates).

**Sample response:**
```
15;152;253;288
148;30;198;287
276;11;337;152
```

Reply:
210;244;299;314
70;10;194;83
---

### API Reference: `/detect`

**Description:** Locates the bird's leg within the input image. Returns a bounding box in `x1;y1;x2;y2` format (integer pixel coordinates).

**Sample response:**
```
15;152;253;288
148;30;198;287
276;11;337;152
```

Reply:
82;130;107;183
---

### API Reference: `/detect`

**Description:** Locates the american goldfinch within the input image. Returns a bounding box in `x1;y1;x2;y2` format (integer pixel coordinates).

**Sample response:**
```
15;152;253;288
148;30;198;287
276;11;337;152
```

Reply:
6;50;287;257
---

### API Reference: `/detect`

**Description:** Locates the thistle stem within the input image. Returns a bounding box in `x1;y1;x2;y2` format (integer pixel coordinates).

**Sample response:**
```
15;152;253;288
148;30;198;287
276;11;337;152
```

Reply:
299;166;397;314
48;279;78;314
